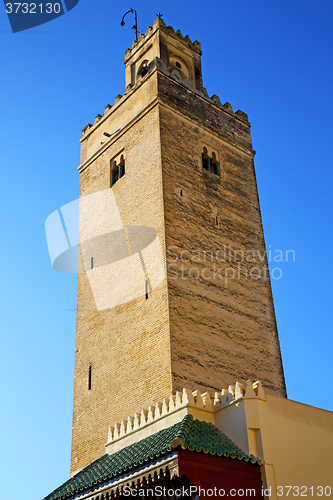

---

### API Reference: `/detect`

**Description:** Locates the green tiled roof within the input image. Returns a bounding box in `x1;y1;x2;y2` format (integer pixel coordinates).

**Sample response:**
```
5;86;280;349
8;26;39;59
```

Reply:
44;415;261;500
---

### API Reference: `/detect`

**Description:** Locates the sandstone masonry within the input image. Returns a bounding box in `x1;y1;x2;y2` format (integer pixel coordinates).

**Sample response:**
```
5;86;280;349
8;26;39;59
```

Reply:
71;17;286;475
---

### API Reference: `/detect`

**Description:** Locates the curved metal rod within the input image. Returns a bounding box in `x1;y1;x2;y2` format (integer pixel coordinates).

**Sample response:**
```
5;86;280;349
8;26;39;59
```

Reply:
120;8;139;42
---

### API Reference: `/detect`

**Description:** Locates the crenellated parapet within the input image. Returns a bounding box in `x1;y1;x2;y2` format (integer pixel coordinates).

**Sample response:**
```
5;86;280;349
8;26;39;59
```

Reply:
163;24;202;54
105;381;266;455
81;17;249;140
215;380;266;409
81;76;248;139
124;17;202;59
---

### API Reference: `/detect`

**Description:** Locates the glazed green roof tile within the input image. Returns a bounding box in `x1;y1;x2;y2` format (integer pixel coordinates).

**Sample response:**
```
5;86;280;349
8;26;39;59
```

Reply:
44;415;261;500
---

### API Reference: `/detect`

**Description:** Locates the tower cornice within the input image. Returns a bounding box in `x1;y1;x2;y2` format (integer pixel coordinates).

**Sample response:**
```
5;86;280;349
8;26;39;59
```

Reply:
79;66;254;171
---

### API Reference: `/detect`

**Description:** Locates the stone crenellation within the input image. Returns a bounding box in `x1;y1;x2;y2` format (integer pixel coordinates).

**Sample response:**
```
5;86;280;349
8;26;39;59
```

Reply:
80;18;249;138
124;18;202;58
81;82;248;139
114;94;123;105
107;381;266;444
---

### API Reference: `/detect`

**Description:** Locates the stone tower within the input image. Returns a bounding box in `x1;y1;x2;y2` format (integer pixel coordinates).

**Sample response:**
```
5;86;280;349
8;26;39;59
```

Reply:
71;18;286;475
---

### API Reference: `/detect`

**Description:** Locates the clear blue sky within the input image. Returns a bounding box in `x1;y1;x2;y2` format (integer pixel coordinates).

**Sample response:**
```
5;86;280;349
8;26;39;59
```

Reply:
0;1;332;499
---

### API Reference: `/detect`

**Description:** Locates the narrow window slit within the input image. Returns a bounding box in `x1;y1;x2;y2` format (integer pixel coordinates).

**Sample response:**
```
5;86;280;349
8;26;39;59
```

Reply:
88;365;92;390
145;280;149;300
91;257;94;269
180;189;183;197
216;216;219;226
202;147;208;170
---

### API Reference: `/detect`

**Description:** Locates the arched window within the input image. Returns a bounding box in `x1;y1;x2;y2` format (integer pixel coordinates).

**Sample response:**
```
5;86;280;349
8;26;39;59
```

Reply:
111;155;126;186
202;147;209;170
137;59;150;79
202;147;220;176
211;152;219;176
111;160;118;186
120;154;125;177
169;55;190;79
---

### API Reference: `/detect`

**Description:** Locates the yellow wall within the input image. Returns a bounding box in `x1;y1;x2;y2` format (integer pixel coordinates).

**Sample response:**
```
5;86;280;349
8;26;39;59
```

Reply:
216;393;333;498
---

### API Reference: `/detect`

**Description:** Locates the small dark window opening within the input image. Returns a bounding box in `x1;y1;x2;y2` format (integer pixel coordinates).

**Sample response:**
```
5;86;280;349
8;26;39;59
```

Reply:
211;161;219;175
112;170;118;186
202;147;209;170
202;148;220;176
145;280;149;300
180;189;183;197
111;157;126;187
211;152;219;175
202;154;208;170
176;61;182;69
111;160;118;186
120;155;125;177
216;216;219;226
88;365;92;390
91;257;94;269
138;64;148;77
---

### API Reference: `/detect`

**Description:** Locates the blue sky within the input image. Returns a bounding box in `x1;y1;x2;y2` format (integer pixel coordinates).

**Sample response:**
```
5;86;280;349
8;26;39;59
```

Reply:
0;1;332;499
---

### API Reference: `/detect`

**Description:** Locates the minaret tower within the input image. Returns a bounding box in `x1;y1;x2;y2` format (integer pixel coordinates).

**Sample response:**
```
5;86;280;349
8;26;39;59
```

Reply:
71;17;286;475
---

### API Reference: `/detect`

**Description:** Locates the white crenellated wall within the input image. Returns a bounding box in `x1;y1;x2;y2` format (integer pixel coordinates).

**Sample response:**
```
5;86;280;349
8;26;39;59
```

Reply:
105;380;266;454
105;379;333;500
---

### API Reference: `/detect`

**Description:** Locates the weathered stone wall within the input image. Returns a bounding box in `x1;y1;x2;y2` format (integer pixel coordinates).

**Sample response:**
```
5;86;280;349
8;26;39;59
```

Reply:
157;76;285;398
71;101;172;475
157;72;252;149
72;56;286;475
